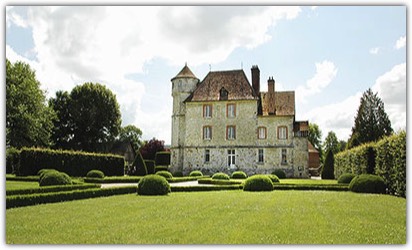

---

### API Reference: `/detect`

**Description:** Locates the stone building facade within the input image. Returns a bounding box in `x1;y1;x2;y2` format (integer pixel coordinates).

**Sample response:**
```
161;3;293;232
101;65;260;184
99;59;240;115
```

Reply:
170;64;310;178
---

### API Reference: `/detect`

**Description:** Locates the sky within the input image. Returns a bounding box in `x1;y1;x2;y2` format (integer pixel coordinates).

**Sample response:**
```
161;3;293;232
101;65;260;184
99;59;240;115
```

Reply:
4;4;407;145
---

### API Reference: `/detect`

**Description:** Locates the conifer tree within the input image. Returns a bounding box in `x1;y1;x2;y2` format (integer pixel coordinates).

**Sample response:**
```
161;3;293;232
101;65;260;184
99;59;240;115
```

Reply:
321;150;335;180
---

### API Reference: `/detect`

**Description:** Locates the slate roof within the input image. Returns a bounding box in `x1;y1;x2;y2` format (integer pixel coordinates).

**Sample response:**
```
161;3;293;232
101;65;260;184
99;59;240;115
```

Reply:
171;64;198;81
260;91;295;116
186;70;258;102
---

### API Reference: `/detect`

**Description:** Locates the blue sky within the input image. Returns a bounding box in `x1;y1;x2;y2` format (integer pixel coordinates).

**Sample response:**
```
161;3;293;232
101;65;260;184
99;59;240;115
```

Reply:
4;5;406;145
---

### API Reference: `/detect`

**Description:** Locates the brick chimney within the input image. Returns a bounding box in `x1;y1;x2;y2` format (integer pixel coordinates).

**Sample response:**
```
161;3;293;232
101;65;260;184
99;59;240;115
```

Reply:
251;65;260;95
268;76;275;93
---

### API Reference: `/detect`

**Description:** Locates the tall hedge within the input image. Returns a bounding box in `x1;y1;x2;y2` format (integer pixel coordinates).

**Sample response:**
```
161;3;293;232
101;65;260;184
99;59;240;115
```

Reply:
334;142;376;179
321;150;335;180
18;147;125;177
6;147;20;174
144;160;155;174
375;131;406;197
131;151;147;176
155;151;171;166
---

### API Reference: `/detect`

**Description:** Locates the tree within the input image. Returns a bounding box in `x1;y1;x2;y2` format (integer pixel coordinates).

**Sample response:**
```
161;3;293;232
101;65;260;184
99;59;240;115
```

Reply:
117;125;143;151
49;91;73;149
139;138;166;160
69;82;121;152
348;88;393;149
338;140;347;152
321;150;335;180
323;131;339;155
308;123;323;160
6;59;55;148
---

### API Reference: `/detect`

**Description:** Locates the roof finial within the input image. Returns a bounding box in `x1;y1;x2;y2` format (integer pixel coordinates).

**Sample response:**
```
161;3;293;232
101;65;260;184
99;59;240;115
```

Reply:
185;62;187;67
209;64;211;72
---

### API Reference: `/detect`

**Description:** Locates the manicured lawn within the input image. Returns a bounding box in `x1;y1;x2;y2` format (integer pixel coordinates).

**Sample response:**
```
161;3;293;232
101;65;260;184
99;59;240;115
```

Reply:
281;179;338;185
6;181;39;191
6;190;405;244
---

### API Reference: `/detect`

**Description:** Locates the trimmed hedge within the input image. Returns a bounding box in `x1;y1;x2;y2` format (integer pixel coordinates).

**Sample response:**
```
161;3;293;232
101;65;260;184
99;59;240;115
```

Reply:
375;131;406;197
171;185;242;192
155;151;171;166
156;170;173;179
337;173;356;184
272;169;286;179
6;147;20;174
144;160;155;174
212;173;230;180
167;177;201;183
84;176;142;183
231;171;247;179
198;178;243;185
334;142;376;179
154;166;168;172
6;186;137;209
86;170;105;179
243;175;273;192
39;171;73;187
349;174;386;194
173;171;184;177
267;174;280;183
18;147;125;177
189;170;203;177
6;184;100;196
6;175;39;182
137;175;170;196
273;183;349;191
130;151;147;176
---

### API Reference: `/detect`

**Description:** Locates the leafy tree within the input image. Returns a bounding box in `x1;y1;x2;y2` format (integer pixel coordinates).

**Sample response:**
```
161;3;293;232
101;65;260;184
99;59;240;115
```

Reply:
323;131;339;154
348;88;393;149
6;59;55;148
321;150;335;180
49;91;73;149
117;125;143;151
308;123;323;160
139;138;166;160
338;140;347;152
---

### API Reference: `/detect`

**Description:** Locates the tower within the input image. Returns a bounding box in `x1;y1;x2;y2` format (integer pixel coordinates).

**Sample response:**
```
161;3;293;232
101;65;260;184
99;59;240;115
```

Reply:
170;64;199;172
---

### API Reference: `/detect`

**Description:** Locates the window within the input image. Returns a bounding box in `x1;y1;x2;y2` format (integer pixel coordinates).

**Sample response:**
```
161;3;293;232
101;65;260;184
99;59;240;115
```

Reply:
205;149;210;163
281;149;287;164
227;103;236;118
278;126;288;140
203;104;212;118
220;87;228;101
226;126;236;140
258;149;264;163
258;127;267;139
228;149;236;167
203;126;212;140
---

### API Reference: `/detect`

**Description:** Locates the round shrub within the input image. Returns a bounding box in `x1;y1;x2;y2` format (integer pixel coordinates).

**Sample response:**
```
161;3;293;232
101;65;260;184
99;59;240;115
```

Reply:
39;171;72;187
272;169;286;179
212;172;230;180
243;175;273;192
156;170;173;179
349;174;386;194
267;174;280;183
137;174;170;196
231;171;247;179
337;173;356;184
38;169;59;180
189;170;203;177
86;170;105;179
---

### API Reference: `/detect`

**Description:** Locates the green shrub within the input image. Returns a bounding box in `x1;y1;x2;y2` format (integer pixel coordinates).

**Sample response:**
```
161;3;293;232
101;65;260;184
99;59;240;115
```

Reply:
231;171;247;179
337;173;356;184
173;171;184;177
86;170;105;179
243;175;273;192
84;176;142;183
6;147;20;174
38;169;58;178
156;170;173;179
321;150;335;180
155;151;171;166
334;142;376;178
198;178;243;185
144;160;156;174
39;171;73;187
130;151;147;176
267;174;280;183
212;172;230;180
137;175;170;196
189;170;203;177
154;166;168;172
272;169;286;179
349;174;386;194
6;184;101;196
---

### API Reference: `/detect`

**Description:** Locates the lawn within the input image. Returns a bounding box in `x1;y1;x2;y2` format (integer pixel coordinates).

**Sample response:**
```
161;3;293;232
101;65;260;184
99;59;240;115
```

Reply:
6;181;39;190
6;190;405;244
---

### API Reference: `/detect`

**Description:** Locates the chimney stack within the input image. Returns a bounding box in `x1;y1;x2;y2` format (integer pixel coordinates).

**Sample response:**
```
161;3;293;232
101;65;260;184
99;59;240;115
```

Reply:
268;77;275;93
251;65;260;95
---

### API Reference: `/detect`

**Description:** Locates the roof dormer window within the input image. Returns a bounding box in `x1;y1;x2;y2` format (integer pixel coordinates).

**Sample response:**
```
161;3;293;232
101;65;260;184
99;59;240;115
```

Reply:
219;87;228;101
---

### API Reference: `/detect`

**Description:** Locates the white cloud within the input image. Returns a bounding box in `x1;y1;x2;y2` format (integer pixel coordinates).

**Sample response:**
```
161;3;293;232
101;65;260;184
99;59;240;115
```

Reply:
6;6;301;144
395;35;406;49
369;47;380;54
311;6;318;10
296;60;338;103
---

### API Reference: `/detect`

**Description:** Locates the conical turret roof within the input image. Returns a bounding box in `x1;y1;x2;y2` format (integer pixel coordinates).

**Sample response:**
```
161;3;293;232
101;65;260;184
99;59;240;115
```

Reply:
171;64;198;81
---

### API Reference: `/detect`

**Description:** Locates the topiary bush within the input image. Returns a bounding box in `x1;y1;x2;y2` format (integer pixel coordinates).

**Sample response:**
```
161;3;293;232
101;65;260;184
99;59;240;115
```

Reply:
231;171;247;179
156;170;173;179
321;150;335;180
243;175;273;192
144;160;156;174
86;170;105;179
130;151;147;176
212;172;230;180
173;171;184;177
189;170;203;177
337;173;356;184
154;166;168;172
6;147;20;174
39;171;73;187
272;169;286;179
137;174;170;196
349;174;386;194
155;151;171;166
267;174;280;183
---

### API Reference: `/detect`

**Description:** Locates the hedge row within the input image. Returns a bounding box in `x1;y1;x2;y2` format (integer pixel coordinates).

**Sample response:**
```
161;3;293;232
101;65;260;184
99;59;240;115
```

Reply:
273;184;349;191
155;151;171;166
6;186;137;209
84;176;142;183
18;147;125;177
6;147;20;174
334;142;376;178
198;178;243;185
171;185;242;192
6;184;100;196
375;131;406;197
6;176;39;182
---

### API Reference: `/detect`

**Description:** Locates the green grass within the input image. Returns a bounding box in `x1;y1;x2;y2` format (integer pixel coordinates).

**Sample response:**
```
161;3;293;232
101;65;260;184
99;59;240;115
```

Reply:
281;179;338;185
6;190;405;244
6;181;40;191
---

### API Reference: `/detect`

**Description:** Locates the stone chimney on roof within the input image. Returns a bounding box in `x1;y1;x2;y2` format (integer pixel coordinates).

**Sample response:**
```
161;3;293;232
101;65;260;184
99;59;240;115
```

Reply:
268;76;275;93
251;65;260;95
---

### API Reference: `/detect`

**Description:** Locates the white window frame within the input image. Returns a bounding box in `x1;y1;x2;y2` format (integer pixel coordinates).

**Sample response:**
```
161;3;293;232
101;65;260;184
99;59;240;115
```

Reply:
203;104;212;118
228;149;236;167
227;103;236;118
278;126;288;140
203;126;212;140
227;126;236;140
258;127;267;139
